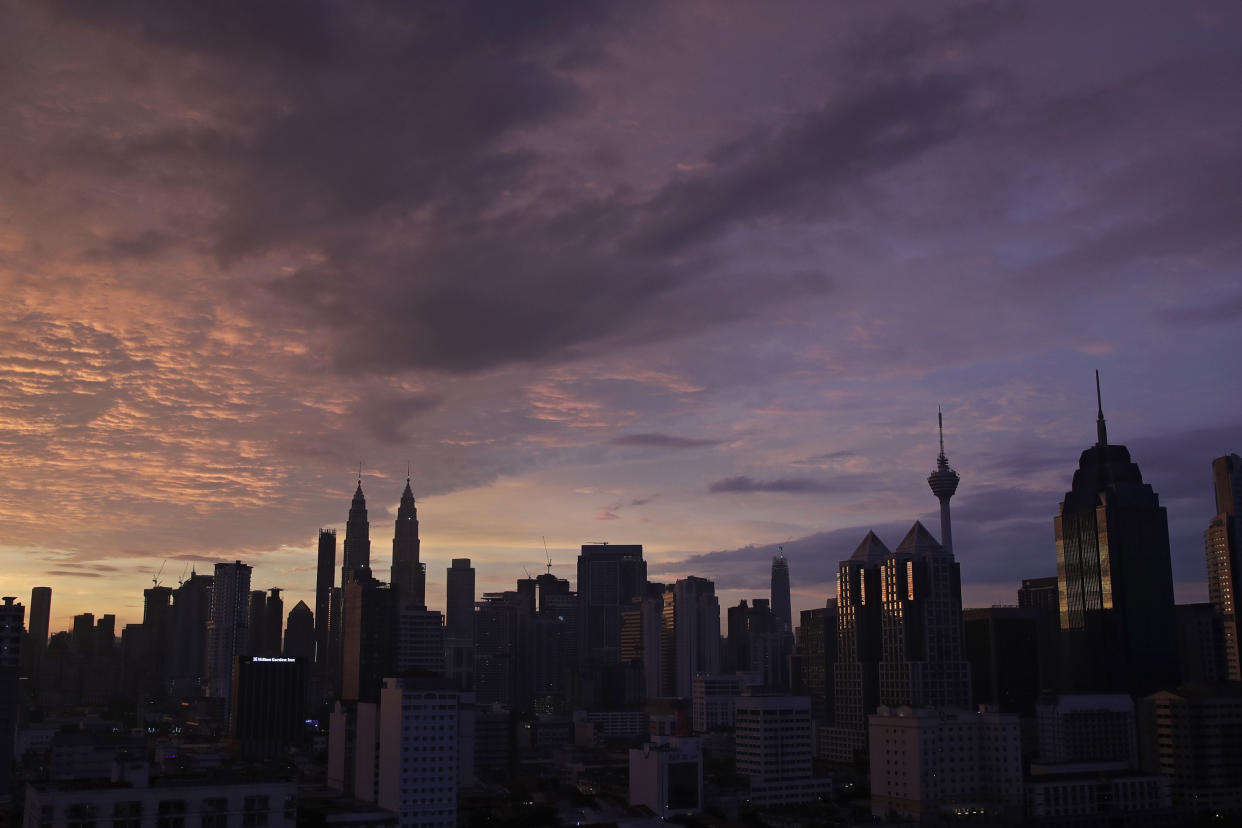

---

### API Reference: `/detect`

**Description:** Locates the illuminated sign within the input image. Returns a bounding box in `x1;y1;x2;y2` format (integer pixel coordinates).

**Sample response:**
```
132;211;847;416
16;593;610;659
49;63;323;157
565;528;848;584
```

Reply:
252;657;296;663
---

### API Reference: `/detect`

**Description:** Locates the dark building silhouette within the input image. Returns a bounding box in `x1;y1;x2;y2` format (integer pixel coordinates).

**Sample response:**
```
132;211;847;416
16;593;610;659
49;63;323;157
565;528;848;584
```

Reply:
964;607;1041;716
284;600;315;661
446;558;475;641
1055;374;1178;695
391;476;425;609
576;543;646;663
25;586;50;681
531;574;576;713
170;570;212;698
726;598;785;687
315;528;336;676
342;480;372;583
771;554;792;636
799;600;837;726
264;587;284;656
476;592;521;707
1205;453;1242;681
72;612;94;658
1175;603;1227;684
232;655;306;759
1018;576;1060;692
95;614;115;656
0;597;23;800
340;575;392;703
247;589;267;656
206;561;252;702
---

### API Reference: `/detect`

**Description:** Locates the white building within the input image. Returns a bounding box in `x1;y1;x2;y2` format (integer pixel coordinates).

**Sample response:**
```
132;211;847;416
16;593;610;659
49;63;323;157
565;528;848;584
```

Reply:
24;759;296;828
628;737;703;818
691;673;761;733
375;678;473;828
734;691;828;806
868;705;1022;821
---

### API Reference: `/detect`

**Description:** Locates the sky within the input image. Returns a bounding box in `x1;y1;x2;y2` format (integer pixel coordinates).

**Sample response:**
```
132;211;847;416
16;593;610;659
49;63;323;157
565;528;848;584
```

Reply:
1;1;1240;632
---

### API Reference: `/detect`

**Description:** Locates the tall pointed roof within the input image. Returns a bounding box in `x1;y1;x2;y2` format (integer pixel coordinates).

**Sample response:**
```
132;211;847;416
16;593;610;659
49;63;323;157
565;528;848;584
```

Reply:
895;520;946;558
850;531;891;563
1095;369;1109;447
352;479;366;505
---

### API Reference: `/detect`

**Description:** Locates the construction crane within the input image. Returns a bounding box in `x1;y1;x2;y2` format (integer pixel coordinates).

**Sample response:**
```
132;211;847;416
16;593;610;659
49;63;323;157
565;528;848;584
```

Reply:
151;559;167;589
543;536;553;574
177;562;189;587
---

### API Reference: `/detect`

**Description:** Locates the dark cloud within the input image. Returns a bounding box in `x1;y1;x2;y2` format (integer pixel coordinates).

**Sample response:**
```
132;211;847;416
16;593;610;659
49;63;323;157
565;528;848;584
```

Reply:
793;450;857;466
353;388;442;445
611;433;721;449
709;475;855;494
46;570;104;578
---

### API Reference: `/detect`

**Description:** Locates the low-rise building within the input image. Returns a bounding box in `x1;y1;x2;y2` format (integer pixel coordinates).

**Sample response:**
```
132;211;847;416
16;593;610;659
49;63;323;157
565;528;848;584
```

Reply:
691;673;761;733
1139;685;1242;818
868;705;1022;822
628;737;703;818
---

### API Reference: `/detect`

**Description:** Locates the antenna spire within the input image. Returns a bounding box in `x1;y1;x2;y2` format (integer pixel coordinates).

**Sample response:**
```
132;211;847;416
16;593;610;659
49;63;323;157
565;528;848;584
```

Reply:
358;461;362;483
1095;370;1108;447
937;405;946;460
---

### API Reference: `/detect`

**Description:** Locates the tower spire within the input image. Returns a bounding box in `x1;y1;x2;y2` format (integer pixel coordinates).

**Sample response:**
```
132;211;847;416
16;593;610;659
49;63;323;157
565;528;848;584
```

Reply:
927;408;960;556
1095;370;1108;447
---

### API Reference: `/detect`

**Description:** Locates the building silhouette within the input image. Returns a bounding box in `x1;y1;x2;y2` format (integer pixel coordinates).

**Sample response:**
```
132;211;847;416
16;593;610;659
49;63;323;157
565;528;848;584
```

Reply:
390;476;425;609
314;528;336;680
26;586;51;681
0;596;23;801
1055;374;1178;695
664;577;721;698
170;570;212;698
206;561;252;703
771;554;792;636
1205;453;1242;681
576;543;646;662
284;600;315;661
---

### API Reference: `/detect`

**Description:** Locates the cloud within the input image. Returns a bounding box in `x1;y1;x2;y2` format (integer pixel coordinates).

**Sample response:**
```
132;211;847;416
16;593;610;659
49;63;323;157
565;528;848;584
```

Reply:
709;475;850;494
611;433;721;449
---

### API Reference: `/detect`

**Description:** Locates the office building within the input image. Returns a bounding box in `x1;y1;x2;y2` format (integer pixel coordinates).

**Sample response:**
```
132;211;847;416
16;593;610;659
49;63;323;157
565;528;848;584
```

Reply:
1018;576;1061;693
395;606;444;676
25;586;51;681
1139;685;1242;817
1205;453;1242;681
621;594;663;701
1035;694;1137;770
169;570;213;698
1055;374;1178;695
342;481;372;583
390;476;425;609
576;543;646;662
1175;602;1227;684
1;596;22;802
822;531;887;764
666;577;720;698
964;607;1041;716
691;673;762;733
445;558;474;640
247;590;268;656
629;738;703;817
231;655;306;759
206;561;252;702
799;601;837;725
869;705;1023;821
264;588;284;656
340;576;393;704
877;521;972;709
315;528;336;675
284;600;314;661
376;678;472;828
734;689;827;806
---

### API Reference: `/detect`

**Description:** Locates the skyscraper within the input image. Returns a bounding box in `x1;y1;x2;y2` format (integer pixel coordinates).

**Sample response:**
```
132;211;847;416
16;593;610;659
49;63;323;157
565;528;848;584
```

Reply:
391;476;425;609
877;521;972;709
0;597;23;800
342;480;371;584
667;577;721;698
771;554;792;635
26;586;50;681
284;600;315;661
1205;453;1242;681
170;570;212;698
264;587;284;656
1055;373;1178;695
577;543;646;661
927;408;960;555
445;558;475;641
247;589;267;656
315;528;335;671
206;561;252;702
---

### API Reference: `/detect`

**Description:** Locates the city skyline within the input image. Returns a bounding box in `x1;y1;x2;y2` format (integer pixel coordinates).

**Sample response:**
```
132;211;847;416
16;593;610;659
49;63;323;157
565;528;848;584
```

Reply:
2;2;1241;629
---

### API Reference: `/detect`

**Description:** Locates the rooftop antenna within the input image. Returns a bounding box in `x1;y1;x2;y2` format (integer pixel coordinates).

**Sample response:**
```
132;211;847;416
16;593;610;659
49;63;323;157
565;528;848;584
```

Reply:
543;536;553;574
406;460;411;482
358;461;363;483
1095;370;1108;447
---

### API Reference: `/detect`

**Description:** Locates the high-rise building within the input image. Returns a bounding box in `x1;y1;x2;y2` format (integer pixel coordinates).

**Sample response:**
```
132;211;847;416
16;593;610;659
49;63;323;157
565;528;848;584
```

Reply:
577;543;646;662
1055;374;1178;695
314;528;336;674
169;570;212;698
264;587;284;656
231;655;306;758
395;606;445;676
340;575;393;703
877;522;972;709
734;689;827;806
445;558;475;641
799;601;837;726
247;589;267;656
391;476;425;609
1205;453;1242;681
206;561;252;702
284;600;314;661
0;596;23;801
376;677;472;828
342;480;371;583
72;613;95;658
26;586;51;680
666;577;720;698
963;607;1041;716
1175;602;1227;684
1139;686;1242;817
771;554;792;636
1018;575;1061;692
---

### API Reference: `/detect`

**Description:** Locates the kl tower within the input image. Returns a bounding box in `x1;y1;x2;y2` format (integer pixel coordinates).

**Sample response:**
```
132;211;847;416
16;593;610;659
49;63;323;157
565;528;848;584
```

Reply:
927;408;961;555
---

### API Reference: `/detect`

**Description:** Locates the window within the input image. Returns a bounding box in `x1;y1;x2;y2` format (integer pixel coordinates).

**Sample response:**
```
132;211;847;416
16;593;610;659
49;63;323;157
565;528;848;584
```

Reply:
201;797;229;828
157;799;187;828
66;803;97;828
113;801;142;828
243;795;270;827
